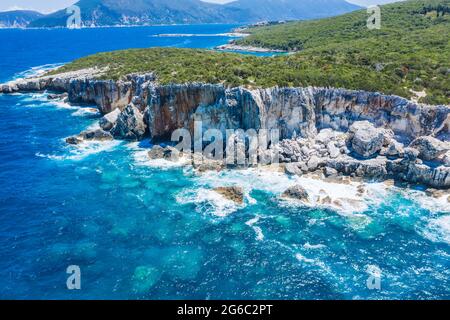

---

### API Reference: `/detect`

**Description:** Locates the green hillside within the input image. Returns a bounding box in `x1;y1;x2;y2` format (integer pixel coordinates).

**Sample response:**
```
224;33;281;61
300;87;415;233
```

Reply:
236;0;450;104
49;0;450;104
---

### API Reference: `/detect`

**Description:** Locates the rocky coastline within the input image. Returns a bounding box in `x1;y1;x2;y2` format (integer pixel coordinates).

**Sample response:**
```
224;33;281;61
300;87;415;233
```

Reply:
1;70;449;191
215;43;288;53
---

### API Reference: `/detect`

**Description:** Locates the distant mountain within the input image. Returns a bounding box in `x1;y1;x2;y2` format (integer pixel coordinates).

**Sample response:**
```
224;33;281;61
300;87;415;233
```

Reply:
0;10;44;28
28;0;361;28
226;0;362;21
28;0;247;27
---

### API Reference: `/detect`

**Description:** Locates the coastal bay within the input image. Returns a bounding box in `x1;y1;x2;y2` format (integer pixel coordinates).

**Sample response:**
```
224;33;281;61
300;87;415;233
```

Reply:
0;4;449;300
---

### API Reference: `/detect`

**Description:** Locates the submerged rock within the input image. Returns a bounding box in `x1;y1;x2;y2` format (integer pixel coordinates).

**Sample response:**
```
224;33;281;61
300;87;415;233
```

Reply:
282;185;309;201
214;186;244;204
111;104;147;140
409;136;449;161
131;266;161;294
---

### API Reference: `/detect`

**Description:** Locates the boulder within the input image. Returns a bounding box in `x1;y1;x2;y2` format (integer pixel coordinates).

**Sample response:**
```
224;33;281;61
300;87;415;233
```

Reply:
404;147;420;161
148;145;179;162
148;145;165;159
284;162;304;176
65;129;113;145
79;129;113;141
66;136;83;145
214;187;244;204
195;159;224;172
47;93;68;100
315;129;336;145
327;155;387;179
327;141;341;159
348;121;392;158
307;155;320;171
409;136;449;161
99;108;121;131
324;166;338;177
442;151;450;167
282;185;309;202
383;140;404;158
110;104;147;141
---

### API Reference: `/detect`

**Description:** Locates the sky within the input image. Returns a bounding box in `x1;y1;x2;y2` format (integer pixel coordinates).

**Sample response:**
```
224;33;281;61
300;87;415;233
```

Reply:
0;0;404;14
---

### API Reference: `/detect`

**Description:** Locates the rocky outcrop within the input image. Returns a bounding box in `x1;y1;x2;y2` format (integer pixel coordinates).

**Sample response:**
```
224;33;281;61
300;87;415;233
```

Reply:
66;129;113;145
2;72;447;141
148;145;179;162
1;71;449;188
214;186;244;204
282;185;309;201
99;108;121;131
110;104;147;141
409;136;449;161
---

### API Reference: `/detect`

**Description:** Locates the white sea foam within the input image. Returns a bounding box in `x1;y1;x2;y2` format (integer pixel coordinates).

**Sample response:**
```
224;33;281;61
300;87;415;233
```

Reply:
194;167;385;216
127;142;189;170
303;243;327;250
36;139;121;162
245;216;265;241
13;63;64;80
18;92;99;117
176;187;242;217
422;215;450;245
71;108;100;117
295;253;316;264
403;189;450;214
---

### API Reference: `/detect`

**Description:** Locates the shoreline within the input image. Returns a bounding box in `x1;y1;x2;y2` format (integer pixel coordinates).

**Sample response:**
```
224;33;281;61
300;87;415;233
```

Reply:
0;23;247;31
1;69;449;192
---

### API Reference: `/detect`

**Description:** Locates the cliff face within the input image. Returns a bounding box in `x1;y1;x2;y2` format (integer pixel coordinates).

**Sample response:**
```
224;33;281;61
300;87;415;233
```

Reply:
144;84;448;142
1;72;449;188
1;72;448;142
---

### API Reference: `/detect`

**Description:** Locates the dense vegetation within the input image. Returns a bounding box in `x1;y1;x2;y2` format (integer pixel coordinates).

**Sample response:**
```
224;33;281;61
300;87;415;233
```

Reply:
237;0;450;104
49;0;450;105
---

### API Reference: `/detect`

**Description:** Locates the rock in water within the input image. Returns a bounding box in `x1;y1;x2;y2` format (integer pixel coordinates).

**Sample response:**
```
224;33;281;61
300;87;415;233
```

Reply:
148;145;165;159
66;136;83;145
282;185;309;201
79;129;113;141
99;108;121;131
348;121;392;158
214;187;244;204
409;136;449;161
148;145;179;162
111;104;147;140
66;129;113;145
131;266;161;294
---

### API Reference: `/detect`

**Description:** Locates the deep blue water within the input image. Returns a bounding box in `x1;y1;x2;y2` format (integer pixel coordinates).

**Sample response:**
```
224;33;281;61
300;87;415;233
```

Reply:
0;25;449;300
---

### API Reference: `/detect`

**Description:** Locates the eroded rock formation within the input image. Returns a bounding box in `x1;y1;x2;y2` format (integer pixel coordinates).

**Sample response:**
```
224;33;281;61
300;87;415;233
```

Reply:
1;71;449;188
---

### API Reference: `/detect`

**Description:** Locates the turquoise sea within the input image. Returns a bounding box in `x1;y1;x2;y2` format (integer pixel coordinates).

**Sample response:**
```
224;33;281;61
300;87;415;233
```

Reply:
0;25;449;299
